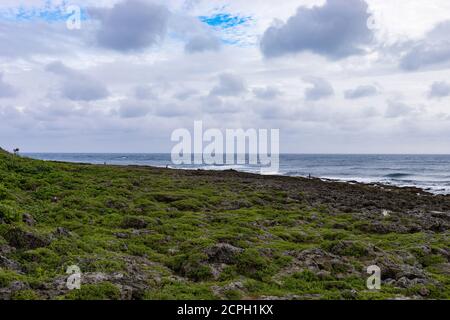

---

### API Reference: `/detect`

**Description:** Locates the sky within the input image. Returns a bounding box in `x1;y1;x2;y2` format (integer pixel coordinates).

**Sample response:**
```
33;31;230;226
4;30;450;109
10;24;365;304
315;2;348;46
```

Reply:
1;0;450;153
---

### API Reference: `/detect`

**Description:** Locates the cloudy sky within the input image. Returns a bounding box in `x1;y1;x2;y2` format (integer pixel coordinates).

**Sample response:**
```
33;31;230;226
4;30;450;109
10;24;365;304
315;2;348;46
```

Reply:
1;0;450;153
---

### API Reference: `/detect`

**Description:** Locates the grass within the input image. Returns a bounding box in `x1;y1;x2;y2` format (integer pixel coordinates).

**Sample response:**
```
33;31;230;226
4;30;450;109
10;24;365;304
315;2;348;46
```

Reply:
0;149;448;300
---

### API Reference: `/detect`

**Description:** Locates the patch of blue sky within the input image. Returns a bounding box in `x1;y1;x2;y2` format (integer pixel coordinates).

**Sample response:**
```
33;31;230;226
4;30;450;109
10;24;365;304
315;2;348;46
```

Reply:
199;13;252;29
198;12;256;47
0;1;88;23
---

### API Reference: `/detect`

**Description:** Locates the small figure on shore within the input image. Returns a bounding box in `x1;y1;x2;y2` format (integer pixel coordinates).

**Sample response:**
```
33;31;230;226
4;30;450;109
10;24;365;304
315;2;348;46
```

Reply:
308;174;312;179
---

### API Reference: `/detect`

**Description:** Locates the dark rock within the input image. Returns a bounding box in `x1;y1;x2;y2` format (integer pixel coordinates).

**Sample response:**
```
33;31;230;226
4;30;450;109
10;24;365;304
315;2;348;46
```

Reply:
115;232;130;239
121;217;148;229
0;255;21;271
358;221;409;234
326;240;376;257
432;248;449;261
212;281;245;298
54;227;72;237
220;199;252;210
0;244;15;255
4;227;51;250
22;213;35;226
376;256;426;281
153;194;182;203
288;248;357;276
9;281;29;292
205;243;244;264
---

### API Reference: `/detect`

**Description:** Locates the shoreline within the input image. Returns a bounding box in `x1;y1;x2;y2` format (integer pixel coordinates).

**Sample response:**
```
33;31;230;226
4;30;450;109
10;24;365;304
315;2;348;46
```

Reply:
27;154;450;197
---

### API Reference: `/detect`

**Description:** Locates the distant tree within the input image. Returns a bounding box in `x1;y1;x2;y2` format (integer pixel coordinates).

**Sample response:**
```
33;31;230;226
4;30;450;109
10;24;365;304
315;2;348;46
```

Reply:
13;148;19;155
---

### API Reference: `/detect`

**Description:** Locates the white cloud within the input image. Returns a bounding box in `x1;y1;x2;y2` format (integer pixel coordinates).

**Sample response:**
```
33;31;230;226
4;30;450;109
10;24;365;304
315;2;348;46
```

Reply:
46;62;109;101
0;0;450;153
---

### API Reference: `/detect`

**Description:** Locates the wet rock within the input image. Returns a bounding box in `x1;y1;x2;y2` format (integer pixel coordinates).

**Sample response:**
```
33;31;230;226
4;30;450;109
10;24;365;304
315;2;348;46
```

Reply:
205;243;244;264
4;228;51;250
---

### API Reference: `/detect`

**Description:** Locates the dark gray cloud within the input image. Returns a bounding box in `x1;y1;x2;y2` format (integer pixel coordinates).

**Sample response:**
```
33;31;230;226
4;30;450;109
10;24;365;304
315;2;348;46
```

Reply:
46;62;109;101
0;72;17;98
304;77;334;101
185;34;221;53
260;0;373;59
61;80;109;102
93;0;170;52
428;81;450;99
253;86;281;100
344;85;378;99
210;73;246;97
400;21;450;71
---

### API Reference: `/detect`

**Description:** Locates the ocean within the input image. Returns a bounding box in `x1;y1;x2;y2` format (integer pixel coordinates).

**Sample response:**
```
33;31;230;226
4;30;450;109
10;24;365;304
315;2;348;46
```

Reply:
23;153;450;195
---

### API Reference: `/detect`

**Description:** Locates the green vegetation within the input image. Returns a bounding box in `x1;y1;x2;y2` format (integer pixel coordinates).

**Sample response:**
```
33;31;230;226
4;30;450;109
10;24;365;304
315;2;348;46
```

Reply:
0;148;448;300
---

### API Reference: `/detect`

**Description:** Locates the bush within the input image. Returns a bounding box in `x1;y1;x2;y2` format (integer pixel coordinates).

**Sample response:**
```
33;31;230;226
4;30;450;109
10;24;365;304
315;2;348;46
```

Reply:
12;290;40;300
170;253;212;281
236;249;271;280
0;202;21;223
171;199;204;211
0;184;11;200
64;282;121;300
